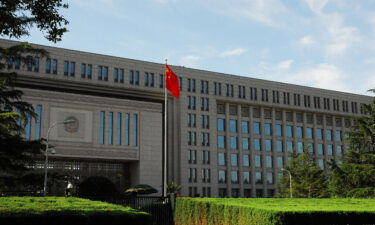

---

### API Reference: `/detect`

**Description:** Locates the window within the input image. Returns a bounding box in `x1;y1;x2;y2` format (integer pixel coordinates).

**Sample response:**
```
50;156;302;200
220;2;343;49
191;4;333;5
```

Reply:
98;66;103;80
188;114;196;127
266;156;273;168
275;124;282;136
226;84;234;97
243;155;250;167
287;141;293;152
217;118;225;131
133;114;138;146
297;142;303;153
52;59;58;74
277;157;283;168
317;144;324;155
201;132;210;146
202;150;210;164
24;114;31;140
217;135;225;148
201;98;209;111
316;128;323;140
46;58;51;73
307;143;314;153
187;96;196;110
35;105;42;139
243;171;250;184
326;129;332;141
188;150;197;164
201;80;209;94
125;113;130;146
117;113;122;145
230;120;237;132
202;168;211;182
231;171;239;184
114;68;119;82
214;82;221;95
218;153;226;166
265;139;272;152
230;136;238;149
201;115;209;128
255;172;262;184
335;130;342;141
253;122;260;134
250;87;257;100
81;63;86;78
276;140;283;152
296;126;303;138
108;112;113;145
231;154;238;166
264;123;272;136
306;128;313;139
261;89;269;102
179;77;182;90
286;125;293;138
254;138;261;151
255;155;261;167
188;132;197;146
119;69;124;83
241;121;249;133
70;62;75;76
159;74;164;88
272;90;279;103
238;85;246;98
64;61;69;76
327;144;333;155
100;111;105;144
294;94;301;106
87;64;92;79
267;172;274;184
189;168;197;183
218;170;226;183
242;138;249;150
336;145;343;155
103;66;108;81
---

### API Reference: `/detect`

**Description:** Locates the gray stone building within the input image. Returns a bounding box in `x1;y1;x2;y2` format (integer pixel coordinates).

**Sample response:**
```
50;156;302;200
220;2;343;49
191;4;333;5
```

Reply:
1;39;372;197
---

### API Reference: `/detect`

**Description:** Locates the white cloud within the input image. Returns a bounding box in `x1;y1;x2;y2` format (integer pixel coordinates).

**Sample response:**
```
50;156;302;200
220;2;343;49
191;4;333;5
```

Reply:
299;35;316;45
304;0;329;14
178;55;201;67
276;60;294;70
219;48;247;57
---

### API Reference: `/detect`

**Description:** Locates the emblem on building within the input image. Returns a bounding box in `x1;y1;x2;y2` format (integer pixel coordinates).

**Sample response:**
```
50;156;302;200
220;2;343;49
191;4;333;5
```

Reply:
64;116;79;133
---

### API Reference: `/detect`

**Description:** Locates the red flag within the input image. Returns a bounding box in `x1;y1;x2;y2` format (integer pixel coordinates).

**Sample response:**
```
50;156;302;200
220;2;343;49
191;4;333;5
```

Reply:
165;65;180;98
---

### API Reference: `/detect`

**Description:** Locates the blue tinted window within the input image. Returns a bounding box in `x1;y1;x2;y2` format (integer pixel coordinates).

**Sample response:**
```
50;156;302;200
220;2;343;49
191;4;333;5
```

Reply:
87;64;92;79
108;112;113;145
327;144;333;155
231;154;238;166
217;135;225;148
217;118;225;131
114;68;119;82
255;155;261;167
120;69;124;83
218;153;226;166
103;67;108;81
64;61;69;75
264;123;272;136
35;105;42;139
98;66;102;80
254;138;261;151
70;62;75;76
277;157;283;168
286;125;293;137
145;72;149;86
297;141;303;153
241;121;249;133
46;58;51;73
133;114;138;146
318;144;324;155
336;145;342;155
25;114;31;140
125;113;130;145
135;71;139;84
335;130;342;141
316;128;323;140
81;63;86;78
276;124;282;136
34;57;39;72
297;126;303;138
266;156;272;168
242;138;249;150
307;143;314;153
326;129;332;141
117;113;122;145
287;141;293;152
52;59;58;74
276;140;283;152
265;139;272;152
230;136;237;149
307;128;313;139
160;74;164;88
243;155;250;167
100;111;105;144
130;71;134;84
253;122;260;134
229;120;237;132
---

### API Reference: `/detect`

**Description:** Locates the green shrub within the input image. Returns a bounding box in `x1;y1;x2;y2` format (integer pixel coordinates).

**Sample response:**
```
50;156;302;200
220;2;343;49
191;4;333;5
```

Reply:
175;198;375;225
0;197;151;225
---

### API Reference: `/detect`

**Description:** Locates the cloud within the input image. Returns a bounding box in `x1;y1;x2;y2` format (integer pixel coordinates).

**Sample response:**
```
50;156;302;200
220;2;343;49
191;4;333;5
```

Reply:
276;60;294;70
219;48;247;57
304;0;329;14
152;0;176;4
299;35;316;45
178;55;201;67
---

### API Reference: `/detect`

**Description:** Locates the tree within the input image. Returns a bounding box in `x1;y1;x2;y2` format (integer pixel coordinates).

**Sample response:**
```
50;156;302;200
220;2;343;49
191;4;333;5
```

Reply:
329;89;375;198
278;148;329;198
0;0;69;190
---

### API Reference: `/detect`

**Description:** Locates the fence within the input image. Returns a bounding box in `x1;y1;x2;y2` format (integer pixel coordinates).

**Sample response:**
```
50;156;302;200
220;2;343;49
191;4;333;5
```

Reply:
89;196;174;225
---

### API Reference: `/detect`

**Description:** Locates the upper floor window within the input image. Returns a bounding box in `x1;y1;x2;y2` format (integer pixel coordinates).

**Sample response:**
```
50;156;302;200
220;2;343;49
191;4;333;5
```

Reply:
250;87;257;100
98;66;102;80
45;58;51;73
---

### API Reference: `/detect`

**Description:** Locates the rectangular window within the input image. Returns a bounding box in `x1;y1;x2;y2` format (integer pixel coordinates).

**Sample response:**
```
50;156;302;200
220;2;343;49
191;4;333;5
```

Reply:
114;68;119;82
276;140;283;152
103;66;108;81
218;170;226;183
266;156;273;168
35;105;42;139
98;66;103;80
255;172;262;184
243;172;250;184
100;111;105;144
217;119;225;132
117;112;122;145
70;62;75;76
297;126;303;138
243;155;250;167
287;141;293;152
52;59;58;74
229;119;237;132
231;154;238;166
286;125;293;137
27;57;33;71
218;153;226;166
135;71;139;85
25;114;31;140
242;138;249;150
306;128;313;139
64;61;69;76
133;114;138;146
316;128;323;140
326;129;332;141
264;123;272;136
318;144;324;155
241;121;249;133
231;171;239;184
277;156;283;168
81;63;86;78
145;72;149;86
46;58;51;73
87;64;92;79
335;130;342;141
125;113;130;146
108;112;113;145
276;124;282;136
297;141;304;153
265;139;272;152
120;69;124;83
217;135;226;148
327;144;333;155
253;122;260;134
267;172;274;185
230;136;238;149
130;70;134;84
255;155;261;167
159;74;164;88
254;138;261;151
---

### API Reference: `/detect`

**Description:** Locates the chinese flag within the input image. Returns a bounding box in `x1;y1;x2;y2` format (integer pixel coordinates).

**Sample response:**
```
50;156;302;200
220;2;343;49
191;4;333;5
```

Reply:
165;65;180;98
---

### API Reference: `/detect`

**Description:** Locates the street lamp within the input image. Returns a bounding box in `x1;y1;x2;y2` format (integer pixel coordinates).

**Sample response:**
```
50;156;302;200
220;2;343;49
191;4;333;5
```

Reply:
43;119;76;196
281;168;293;198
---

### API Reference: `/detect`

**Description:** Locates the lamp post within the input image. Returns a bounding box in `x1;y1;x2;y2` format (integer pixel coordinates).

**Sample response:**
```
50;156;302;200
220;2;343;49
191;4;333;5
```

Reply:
43;119;75;196
281;168;293;198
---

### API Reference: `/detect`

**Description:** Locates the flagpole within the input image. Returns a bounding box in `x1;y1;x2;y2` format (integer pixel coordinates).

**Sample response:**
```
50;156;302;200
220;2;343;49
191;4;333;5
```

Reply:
163;59;168;198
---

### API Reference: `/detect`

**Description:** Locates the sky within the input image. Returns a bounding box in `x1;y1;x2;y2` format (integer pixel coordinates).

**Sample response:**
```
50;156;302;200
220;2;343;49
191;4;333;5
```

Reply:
11;0;375;95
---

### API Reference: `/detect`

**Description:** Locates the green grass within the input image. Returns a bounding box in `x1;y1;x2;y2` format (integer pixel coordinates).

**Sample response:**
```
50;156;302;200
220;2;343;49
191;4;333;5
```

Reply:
0;197;151;225
175;198;375;225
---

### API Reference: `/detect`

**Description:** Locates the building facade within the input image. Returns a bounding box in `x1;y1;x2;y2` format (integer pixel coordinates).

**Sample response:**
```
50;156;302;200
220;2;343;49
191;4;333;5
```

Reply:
1;39;372;197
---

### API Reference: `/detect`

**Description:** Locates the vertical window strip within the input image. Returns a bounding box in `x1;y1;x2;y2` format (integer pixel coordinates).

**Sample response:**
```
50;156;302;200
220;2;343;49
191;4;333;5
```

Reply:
125;113;130;145
108;112;113;145
100;111;105;144
25;114;32;140
133;113;138;146
117;112;122;145
35;105;42;139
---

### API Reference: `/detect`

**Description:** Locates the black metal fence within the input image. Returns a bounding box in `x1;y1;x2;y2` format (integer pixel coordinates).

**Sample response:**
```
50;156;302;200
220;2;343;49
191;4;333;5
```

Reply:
89;196;174;225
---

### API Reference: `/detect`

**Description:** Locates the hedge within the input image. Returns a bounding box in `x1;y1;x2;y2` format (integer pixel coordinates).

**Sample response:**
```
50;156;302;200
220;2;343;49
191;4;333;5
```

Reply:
0;197;151;225
175;198;375;225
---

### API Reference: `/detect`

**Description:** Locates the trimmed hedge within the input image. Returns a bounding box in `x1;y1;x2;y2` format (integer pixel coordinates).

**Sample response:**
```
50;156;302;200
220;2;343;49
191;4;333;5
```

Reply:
175;198;375;225
0;197;151;225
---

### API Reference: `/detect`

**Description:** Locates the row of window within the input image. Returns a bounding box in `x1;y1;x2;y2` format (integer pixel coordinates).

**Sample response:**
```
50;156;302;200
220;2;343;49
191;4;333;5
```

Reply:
18;105;42;140
218;119;343;140
218;170;275;185
188;168;211;183
188;187;211;197
186;96;209;111
26;161;123;172
99;111;138;146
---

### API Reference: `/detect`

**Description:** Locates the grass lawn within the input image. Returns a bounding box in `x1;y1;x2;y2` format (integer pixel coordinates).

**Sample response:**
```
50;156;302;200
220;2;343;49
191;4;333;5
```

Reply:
175;198;375;225
0;197;151;225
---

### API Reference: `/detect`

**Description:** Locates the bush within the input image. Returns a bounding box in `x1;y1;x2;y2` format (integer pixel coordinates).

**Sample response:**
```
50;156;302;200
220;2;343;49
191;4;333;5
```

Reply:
77;176;118;197
175;198;375;225
0;197;151;225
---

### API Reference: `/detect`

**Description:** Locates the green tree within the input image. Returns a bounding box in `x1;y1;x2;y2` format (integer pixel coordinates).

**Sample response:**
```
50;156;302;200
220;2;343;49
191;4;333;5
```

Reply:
0;0;69;190
329;89;375;198
278;148;329;198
